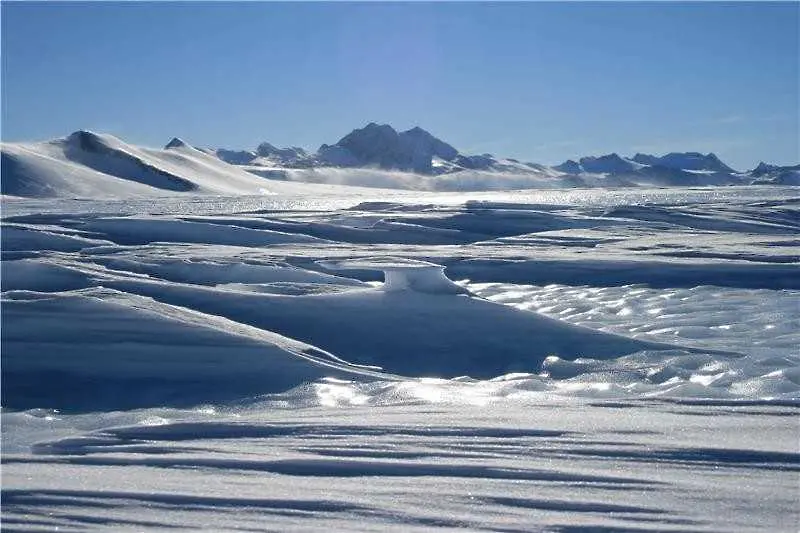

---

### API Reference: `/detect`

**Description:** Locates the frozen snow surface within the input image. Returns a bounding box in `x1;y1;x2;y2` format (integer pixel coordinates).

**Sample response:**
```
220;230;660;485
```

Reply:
2;180;799;531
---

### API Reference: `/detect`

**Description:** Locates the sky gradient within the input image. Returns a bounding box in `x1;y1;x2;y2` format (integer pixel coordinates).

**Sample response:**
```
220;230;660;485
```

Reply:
2;2;798;170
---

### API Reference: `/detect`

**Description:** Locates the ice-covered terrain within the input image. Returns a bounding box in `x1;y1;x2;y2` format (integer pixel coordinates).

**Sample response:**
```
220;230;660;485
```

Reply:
1;148;799;531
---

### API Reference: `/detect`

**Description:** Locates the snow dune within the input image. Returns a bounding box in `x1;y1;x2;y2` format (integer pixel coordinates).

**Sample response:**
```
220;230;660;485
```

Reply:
2;287;392;411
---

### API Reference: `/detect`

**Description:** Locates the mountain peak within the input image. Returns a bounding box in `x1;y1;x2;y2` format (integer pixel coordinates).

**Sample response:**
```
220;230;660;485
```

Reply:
658;152;734;172
361;122;398;134
67;130;104;143
255;142;308;161
753;161;774;173
65;130;121;154
553;159;582;174
631;153;660;166
578;153;637;174
321;123;458;173
405;126;428;135
165;137;190;149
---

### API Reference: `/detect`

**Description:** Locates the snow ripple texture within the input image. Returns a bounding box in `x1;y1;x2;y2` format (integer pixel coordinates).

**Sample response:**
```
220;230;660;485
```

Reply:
2;186;799;532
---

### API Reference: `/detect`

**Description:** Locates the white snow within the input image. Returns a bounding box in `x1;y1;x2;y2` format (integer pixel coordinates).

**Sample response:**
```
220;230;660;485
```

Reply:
319;257;468;294
0;131;401;199
3;130;790;202
1;157;798;531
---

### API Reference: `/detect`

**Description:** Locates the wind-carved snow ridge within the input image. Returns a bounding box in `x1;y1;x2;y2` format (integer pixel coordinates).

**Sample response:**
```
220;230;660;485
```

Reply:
318;257;468;294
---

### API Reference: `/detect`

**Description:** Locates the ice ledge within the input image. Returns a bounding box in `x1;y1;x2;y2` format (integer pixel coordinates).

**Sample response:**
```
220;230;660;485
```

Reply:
318;257;468;295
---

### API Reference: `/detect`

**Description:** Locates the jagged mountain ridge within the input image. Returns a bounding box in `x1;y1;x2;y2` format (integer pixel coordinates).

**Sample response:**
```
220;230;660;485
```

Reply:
749;162;800;185
631;152;735;173
2;125;796;199
212;123;559;177
204;122;794;186
319;123;458;174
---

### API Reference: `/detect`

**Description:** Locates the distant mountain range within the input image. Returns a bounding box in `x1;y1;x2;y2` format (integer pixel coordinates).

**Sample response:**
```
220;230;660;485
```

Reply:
204;122;800;187
1;124;797;199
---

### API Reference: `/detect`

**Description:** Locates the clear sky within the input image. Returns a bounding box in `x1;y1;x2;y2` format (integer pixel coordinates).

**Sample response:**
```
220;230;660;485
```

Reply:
2;2;798;170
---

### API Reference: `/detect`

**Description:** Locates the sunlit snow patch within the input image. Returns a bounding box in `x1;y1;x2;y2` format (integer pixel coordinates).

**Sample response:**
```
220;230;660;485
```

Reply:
318;256;468;294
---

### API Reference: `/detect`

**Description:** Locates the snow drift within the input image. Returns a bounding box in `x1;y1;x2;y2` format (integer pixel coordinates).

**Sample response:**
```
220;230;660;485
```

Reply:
1;288;393;410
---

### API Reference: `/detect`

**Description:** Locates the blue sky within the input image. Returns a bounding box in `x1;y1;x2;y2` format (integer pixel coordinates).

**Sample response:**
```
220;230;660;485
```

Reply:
2;2;798;169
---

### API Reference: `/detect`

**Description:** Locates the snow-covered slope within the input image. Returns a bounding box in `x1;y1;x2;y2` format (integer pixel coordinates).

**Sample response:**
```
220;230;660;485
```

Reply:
0;131;403;199
0;131;281;198
3;186;797;410
2;287;393;410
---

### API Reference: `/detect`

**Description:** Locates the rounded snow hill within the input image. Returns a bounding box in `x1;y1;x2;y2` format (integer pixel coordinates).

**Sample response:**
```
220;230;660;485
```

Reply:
1;130;411;199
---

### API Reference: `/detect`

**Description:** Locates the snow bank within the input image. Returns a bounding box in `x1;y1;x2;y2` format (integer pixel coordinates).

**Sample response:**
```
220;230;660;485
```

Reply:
80;216;328;246
1;224;115;253
319;257;468;294
1;288;393;410
95;262;684;379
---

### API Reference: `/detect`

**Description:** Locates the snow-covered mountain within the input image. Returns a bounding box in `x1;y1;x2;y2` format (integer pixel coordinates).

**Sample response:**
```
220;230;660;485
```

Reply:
748;161;800;185
209;142;310;167
2;125;796;199
551;151;750;186
1;131;268;198
207;123;791;188
213;123;557;178
631;152;734;173
318;123;459;174
0;131;370;199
